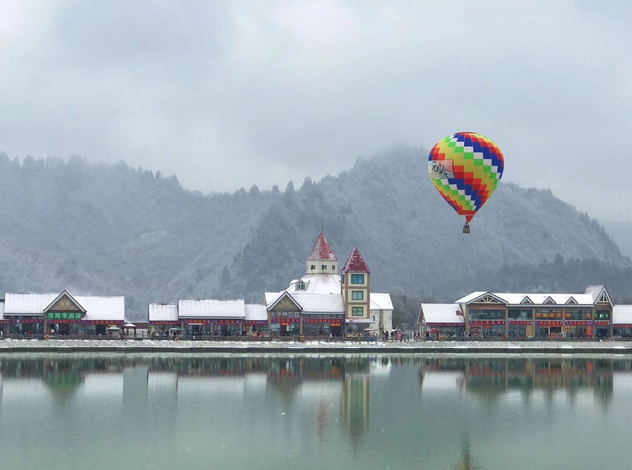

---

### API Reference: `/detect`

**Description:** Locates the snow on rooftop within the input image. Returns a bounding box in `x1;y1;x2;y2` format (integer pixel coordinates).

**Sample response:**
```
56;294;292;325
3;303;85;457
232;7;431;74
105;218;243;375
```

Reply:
456;291;486;304
245;304;267;321
341;246;371;273
290;293;344;314
457;291;595;306
3;292;124;321
149;303;178;322
370;293;393;311
421;304;464;325
614;305;632;325
289;274;341;294
178;299;246;319
307;232;338;261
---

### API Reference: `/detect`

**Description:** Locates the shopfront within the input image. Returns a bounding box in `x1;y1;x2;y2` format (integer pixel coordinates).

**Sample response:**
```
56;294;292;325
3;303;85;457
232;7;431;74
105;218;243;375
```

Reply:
303;316;343;336
595;320;611;338
184;319;212;336
214;319;243;336
508;320;531;338
150;321;180;336
9;317;44;335
270;313;300;336
470;320;506;338
614;324;632;338
244;320;268;336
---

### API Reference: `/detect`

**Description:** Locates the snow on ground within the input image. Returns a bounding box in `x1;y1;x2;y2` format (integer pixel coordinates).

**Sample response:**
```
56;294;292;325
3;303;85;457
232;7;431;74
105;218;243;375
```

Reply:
0;339;631;352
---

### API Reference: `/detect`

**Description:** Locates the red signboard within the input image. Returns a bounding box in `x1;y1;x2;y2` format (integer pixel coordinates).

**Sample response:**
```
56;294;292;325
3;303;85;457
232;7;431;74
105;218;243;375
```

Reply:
566;321;592;326
304;318;344;324
470;321;505;326
509;321;531;325
244;321;268;326
536;321;562;327
426;323;465;327
185;319;211;325
215;319;240;325
271;318;299;324
614;324;632;328
80;320;124;325
595;321;610;326
150;321;180;325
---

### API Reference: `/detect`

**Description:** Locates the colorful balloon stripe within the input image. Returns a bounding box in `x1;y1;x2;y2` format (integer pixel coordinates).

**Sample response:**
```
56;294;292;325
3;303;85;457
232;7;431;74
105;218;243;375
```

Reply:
428;132;504;223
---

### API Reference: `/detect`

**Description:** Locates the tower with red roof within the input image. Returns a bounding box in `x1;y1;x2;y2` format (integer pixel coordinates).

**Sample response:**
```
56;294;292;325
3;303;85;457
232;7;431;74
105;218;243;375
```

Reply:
341;246;371;323
306;232;338;275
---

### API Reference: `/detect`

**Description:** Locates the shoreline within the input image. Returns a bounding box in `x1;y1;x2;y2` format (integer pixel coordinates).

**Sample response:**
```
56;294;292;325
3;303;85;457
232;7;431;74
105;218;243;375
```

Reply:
2;339;632;354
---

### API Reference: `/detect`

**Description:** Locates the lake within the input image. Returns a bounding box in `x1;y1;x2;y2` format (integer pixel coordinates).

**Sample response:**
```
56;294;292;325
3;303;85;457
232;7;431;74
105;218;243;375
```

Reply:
0;354;630;470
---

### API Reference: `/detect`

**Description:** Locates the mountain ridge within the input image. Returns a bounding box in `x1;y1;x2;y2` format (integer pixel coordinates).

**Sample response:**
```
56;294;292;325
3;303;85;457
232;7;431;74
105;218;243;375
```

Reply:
0;148;627;320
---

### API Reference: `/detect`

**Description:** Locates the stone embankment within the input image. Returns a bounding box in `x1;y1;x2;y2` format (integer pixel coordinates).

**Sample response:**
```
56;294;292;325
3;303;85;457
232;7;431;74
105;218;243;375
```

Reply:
1;339;632;354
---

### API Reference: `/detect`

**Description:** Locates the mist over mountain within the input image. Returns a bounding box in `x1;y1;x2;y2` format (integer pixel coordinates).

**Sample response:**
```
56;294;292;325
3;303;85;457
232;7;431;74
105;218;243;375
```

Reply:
0;148;628;321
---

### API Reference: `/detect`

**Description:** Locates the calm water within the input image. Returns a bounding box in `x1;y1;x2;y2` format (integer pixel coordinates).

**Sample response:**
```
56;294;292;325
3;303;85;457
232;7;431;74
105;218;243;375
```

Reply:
0;353;630;470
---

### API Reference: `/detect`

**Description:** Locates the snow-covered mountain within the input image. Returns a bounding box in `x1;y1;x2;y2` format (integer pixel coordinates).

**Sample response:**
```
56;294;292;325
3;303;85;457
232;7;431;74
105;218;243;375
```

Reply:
0;148;628;320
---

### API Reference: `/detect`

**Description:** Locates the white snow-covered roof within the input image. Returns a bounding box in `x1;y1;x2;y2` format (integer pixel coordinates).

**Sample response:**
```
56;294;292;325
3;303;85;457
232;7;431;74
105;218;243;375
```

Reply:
456;291;487;304
288;274;342;294
149;303;178;322
585;285;605;302
3;292;124;321
456;291;595;306
178;299;246;319
370;293;393;311
245;304;267;322
290;293;344;314
420;304;465;325
613;305;632;325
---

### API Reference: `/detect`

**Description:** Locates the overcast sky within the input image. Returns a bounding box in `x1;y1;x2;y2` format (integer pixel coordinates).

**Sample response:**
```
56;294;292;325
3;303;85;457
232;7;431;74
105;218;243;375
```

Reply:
1;0;631;221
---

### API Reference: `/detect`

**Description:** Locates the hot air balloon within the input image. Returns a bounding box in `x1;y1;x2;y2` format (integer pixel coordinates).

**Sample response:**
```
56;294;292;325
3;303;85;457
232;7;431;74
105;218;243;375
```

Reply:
428;132;504;233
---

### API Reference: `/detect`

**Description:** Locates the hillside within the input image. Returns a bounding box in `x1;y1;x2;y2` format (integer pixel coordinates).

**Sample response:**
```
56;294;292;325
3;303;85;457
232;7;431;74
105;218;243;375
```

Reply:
0;148;628;320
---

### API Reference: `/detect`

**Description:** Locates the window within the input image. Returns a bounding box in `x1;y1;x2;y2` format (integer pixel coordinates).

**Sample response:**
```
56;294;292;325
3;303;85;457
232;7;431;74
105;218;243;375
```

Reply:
351;274;364;284
351;291;364;301
296;281;306;291
469;309;505;321
565;309;592;320
310;265;316;270
352;307;363;316
595;310;610;320
332;265;336;270
321;264;327;270
535;309;562;319
508;309;532;320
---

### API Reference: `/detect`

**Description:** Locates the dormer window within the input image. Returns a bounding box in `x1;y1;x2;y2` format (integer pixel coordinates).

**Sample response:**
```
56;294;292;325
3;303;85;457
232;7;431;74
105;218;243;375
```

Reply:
332;265;336;271
310;265;316;270
321;264;327;270
296;281;306;291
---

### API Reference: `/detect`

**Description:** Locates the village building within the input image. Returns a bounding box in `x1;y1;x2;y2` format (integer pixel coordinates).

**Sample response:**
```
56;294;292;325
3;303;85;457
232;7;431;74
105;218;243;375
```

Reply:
148;300;267;337
418;285;629;339
1;290;125;336
265;233;393;337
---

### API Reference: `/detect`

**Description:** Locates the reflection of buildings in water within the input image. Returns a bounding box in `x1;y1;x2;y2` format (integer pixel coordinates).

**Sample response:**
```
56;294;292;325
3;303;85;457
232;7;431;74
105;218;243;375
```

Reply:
341;372;370;448
418;359;615;407
453;440;478;470
369;358;392;378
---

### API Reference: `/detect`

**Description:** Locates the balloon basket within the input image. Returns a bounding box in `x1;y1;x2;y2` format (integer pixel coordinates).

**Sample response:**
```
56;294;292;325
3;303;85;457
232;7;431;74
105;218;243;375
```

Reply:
463;222;470;234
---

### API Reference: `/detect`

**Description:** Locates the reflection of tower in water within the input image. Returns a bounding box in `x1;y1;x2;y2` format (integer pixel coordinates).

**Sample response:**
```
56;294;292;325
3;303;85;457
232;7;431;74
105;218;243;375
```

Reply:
341;372;370;448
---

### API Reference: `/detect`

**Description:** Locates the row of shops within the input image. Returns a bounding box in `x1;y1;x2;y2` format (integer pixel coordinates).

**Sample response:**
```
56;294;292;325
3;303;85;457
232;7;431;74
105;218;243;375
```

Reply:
0;233;394;339
419;286;632;339
148;232;394;338
0;291;126;335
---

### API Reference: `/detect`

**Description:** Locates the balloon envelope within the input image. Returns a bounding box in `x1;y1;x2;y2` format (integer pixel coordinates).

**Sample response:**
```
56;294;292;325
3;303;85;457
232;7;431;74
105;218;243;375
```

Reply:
428;132;504;223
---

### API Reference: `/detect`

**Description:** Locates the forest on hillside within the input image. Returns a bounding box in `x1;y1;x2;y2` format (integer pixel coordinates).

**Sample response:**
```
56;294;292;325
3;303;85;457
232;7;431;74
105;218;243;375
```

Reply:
0;148;628;322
